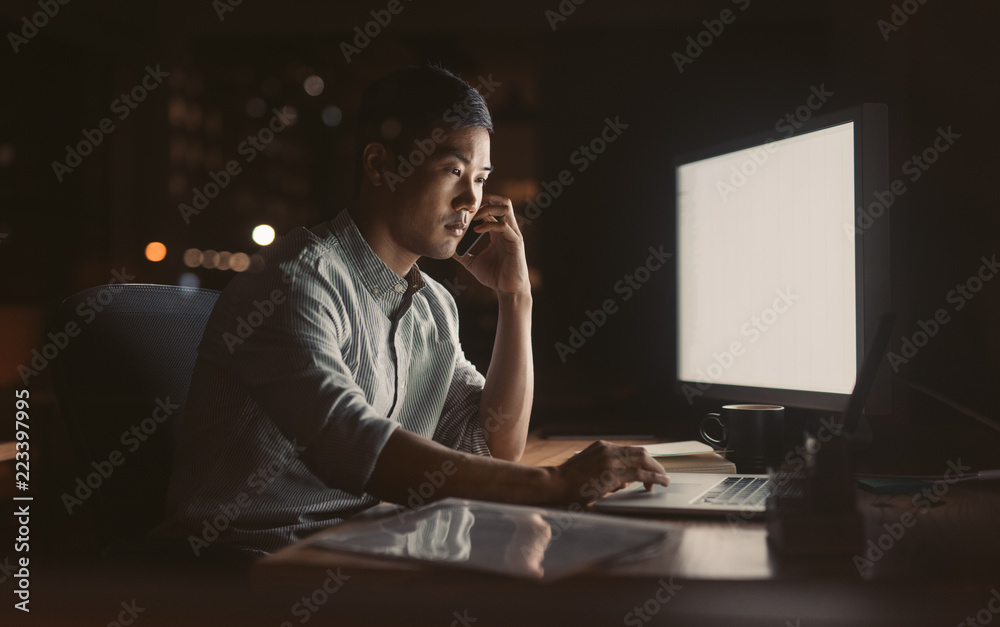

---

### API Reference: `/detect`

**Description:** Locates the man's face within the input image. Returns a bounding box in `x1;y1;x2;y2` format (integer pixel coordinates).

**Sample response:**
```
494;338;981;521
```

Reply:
383;125;492;261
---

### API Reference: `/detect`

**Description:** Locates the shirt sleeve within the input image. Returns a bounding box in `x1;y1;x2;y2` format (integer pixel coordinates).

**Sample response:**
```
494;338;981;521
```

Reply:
432;347;492;457
217;255;398;497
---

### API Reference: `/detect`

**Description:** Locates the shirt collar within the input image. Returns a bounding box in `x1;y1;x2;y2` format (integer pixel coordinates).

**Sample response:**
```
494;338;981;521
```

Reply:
330;209;425;300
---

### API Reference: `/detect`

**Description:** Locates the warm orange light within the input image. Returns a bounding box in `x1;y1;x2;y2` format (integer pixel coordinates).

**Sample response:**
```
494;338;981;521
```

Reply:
145;242;167;262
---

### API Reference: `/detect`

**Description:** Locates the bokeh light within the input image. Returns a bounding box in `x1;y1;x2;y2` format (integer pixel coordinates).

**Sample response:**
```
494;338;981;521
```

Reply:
246;97;267;118
217;251;232;271
231;252;251;272
253;224;276;246
322;106;343;127
202;249;219;269
178;273;200;288
145;242;167;262
381;117;401;140
183;248;203;267
303;75;325;96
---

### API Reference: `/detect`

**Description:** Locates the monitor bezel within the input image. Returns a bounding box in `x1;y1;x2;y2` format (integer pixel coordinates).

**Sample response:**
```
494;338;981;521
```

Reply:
673;103;890;413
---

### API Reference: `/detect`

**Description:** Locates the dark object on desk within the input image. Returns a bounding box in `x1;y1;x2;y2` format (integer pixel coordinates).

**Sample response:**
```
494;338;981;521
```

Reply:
856;477;933;495
766;436;863;556
765;312;896;556
700;404;784;473
50;284;219;555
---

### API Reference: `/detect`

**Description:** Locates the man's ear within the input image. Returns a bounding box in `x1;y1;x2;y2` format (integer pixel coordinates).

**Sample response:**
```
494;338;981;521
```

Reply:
361;142;393;188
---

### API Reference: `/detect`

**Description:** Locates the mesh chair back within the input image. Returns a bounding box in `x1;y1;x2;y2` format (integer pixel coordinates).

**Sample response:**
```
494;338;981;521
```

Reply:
50;283;219;547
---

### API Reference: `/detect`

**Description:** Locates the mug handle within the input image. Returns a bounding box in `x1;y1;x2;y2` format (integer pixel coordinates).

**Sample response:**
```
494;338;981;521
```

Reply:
700;413;727;445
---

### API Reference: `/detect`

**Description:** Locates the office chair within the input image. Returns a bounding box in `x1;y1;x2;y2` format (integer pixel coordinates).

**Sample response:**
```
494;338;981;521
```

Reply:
50;283;222;561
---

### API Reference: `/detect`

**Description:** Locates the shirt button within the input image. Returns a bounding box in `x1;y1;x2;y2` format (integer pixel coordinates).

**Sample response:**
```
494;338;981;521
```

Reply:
394;284;405;293
372;287;381;296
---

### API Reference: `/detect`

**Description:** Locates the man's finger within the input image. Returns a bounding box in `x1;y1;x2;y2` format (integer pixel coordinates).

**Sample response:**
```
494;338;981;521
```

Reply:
635;469;670;487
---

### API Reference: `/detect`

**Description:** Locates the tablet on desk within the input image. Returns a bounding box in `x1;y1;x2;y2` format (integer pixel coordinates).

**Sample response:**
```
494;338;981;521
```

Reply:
307;498;667;581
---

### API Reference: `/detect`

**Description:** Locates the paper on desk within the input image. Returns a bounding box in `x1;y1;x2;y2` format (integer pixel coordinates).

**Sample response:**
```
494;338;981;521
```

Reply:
640;441;723;457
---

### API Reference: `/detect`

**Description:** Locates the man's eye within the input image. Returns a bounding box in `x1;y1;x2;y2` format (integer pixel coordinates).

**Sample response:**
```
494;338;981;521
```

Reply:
450;168;462;176
476;177;488;185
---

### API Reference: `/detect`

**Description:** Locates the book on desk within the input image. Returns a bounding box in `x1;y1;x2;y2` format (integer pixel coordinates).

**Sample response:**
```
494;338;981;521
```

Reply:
640;441;737;474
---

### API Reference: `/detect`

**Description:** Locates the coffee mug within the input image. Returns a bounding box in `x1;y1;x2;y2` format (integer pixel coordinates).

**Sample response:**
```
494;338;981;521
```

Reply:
700;404;785;473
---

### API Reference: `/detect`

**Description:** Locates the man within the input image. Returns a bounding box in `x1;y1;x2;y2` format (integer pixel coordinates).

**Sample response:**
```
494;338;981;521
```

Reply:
154;65;668;556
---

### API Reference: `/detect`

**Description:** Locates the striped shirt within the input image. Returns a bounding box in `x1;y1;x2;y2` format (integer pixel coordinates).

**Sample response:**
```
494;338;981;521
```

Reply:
152;209;491;555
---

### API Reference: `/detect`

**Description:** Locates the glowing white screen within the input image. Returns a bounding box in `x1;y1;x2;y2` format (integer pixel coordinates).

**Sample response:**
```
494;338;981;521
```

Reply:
677;122;856;395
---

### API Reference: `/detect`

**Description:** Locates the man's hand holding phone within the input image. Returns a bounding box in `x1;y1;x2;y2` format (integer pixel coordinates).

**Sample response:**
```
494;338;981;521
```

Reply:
452;194;530;297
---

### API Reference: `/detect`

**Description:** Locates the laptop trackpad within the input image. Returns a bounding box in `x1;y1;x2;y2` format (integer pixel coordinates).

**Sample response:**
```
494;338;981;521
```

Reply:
611;477;712;503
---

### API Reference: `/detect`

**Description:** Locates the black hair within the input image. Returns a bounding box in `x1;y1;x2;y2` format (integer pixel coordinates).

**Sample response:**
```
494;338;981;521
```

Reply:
354;63;493;189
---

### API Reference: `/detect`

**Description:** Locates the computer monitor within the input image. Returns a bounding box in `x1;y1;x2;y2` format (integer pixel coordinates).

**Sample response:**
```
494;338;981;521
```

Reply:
675;104;890;413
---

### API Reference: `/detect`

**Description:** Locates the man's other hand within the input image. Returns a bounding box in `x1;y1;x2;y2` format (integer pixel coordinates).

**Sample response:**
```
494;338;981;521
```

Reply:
547;441;670;504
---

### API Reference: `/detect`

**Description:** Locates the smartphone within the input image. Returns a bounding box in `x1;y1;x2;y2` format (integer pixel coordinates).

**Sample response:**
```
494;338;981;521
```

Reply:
456;219;487;257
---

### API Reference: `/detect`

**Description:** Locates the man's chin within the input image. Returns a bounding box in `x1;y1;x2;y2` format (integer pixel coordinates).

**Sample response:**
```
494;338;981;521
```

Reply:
424;242;460;260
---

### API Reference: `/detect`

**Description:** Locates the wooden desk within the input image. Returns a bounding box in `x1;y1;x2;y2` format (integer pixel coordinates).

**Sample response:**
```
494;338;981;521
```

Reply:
21;434;1000;626
249;434;1000;625
257;436;785;583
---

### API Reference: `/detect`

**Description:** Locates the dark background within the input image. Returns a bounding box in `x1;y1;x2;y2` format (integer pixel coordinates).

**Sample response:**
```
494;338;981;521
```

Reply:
2;0;998;438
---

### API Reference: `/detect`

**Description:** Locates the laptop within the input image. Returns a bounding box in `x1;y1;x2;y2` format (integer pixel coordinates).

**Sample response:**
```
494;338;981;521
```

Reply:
593;313;896;518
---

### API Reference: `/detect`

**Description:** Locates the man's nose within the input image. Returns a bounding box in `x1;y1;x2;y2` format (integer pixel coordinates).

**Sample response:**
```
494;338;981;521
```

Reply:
456;186;480;213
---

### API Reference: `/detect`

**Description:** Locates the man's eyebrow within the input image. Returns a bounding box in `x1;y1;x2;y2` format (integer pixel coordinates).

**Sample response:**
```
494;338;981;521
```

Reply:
442;147;494;171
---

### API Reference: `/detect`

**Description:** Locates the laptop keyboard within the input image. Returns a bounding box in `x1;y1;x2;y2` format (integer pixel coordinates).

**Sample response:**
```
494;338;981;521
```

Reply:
698;477;771;507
